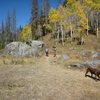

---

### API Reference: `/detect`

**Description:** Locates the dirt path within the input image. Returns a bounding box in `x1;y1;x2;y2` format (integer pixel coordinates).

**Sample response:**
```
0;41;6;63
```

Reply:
0;56;100;100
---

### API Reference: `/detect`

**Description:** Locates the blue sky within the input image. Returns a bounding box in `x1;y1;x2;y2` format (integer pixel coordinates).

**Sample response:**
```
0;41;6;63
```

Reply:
0;0;64;28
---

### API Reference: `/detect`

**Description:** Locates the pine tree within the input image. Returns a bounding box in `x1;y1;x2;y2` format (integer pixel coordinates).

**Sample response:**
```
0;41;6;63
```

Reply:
11;9;17;41
1;21;5;48
63;0;68;7
57;0;62;7
12;9;16;34
5;13;11;34
1;21;5;34
31;0;38;39
5;13;11;44
31;0;38;23
42;0;50;24
41;0;50;35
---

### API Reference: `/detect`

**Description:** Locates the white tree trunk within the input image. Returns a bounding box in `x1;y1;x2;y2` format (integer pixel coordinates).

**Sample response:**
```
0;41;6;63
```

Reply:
87;18;89;36
52;29;55;46
61;24;64;46
70;22;73;38
96;16;99;38
97;27;99;38
55;22;57;39
81;36;84;45
57;26;60;41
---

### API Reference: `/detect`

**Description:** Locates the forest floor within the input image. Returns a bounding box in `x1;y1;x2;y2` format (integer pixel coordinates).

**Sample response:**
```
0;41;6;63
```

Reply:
0;55;100;100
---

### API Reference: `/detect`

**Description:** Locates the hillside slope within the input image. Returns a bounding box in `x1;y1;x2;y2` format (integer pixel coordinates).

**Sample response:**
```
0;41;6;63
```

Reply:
42;33;100;53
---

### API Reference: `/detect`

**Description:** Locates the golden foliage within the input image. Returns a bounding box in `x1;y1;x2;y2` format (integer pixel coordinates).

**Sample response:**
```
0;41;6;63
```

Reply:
58;5;67;20
43;23;52;31
19;25;32;42
48;9;60;23
76;2;87;32
84;0;100;10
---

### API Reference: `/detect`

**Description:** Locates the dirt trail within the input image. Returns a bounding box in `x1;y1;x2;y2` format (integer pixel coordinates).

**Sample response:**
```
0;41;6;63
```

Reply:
0;56;100;100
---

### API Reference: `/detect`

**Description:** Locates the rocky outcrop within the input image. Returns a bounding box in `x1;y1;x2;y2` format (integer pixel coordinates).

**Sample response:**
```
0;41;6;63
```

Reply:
59;54;70;61
91;52;100;59
70;60;100;68
4;41;44;57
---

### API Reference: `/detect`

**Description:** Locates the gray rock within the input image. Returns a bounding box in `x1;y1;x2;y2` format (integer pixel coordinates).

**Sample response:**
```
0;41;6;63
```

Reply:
78;50;86;55
70;60;100;68
91;52;100;59
77;50;91;58
59;54;70;61
4;41;44;57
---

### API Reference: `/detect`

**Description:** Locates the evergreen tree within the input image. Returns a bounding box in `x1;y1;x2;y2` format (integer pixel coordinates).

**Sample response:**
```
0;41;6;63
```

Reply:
31;0;38;39
19;25;23;31
42;0;50;23
5;13;11;44
1;21;5;34
31;0;38;24
11;9;17;41
0;21;5;48
12;9;16;34
41;0;50;35
5;13;11;34
58;0;62;6
63;0;68;7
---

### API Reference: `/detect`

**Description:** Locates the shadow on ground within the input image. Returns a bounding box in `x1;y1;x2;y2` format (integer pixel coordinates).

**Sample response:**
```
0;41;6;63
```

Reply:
85;75;100;82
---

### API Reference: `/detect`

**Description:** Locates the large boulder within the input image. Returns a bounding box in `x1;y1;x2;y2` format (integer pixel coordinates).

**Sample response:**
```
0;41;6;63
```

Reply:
77;50;91;59
58;54;70;61
70;60;100;68
91;52;100;59
4;41;44;57
31;40;44;49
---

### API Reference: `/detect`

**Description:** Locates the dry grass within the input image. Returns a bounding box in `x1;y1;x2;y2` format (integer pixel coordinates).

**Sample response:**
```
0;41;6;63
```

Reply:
0;34;100;100
0;55;100;100
42;34;100;53
0;55;35;66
